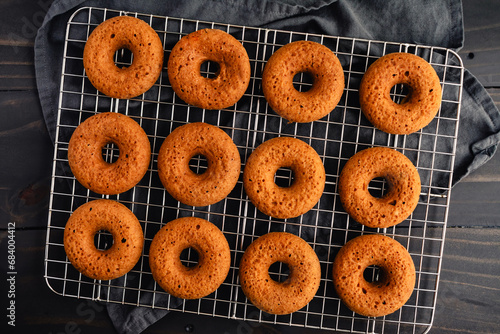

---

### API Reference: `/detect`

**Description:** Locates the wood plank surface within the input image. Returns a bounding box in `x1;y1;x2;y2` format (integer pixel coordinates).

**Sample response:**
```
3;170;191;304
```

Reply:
451;0;500;229
3;227;499;334
0;90;52;228
0;0;50;91
433;228;500;333
459;0;500;92
1;0;499;333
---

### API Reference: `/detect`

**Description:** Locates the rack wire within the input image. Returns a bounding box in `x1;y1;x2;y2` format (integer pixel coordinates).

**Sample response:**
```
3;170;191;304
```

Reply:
45;6;464;334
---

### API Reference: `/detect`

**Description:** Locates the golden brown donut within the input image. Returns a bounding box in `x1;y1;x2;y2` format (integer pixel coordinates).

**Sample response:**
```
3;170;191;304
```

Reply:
167;28;251;110
359;52;442;134
262;40;344;123
68;112;151;195
239;232;321;315
64;199;144;280
83;16;164;99
149;217;231;299
332;234;416;317
157;122;241;207
338;147;421;228
243;137;325;219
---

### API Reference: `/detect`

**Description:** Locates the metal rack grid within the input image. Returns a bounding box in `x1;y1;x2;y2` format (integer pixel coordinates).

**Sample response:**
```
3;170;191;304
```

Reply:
44;6;464;334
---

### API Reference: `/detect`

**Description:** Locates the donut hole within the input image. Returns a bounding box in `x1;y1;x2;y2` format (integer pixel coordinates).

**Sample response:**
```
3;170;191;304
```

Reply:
363;265;386;285
180;247;200;268
368;177;389;198
93;230;114;251
189;154;208;175
390;83;412;105
114;47;134;69
102;142;120;164
268;261;290;283
274;167;294;188
292;71;314;92
200;60;220;79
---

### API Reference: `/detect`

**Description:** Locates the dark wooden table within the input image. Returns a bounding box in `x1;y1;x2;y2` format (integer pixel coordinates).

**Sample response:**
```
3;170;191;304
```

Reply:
1;1;499;333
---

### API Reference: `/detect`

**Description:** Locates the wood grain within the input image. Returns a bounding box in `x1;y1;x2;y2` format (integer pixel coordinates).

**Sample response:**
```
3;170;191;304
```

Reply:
450;0;500;229
459;0;500;91
0;0;499;333
5;227;499;333
0;91;52;228
0;0;49;91
433;228;500;333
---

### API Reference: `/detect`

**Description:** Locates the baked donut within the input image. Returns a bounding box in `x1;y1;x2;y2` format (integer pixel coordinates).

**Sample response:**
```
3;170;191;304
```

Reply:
338;147;421;228
68;112;151;195
262;40;344;123
83;16;164;99
64;199;144;280
239;232;321;315
332;234;416;317
359;52;442;134
149;217;231;299
243;137;325;219
167;28;251;110
157;122;241;207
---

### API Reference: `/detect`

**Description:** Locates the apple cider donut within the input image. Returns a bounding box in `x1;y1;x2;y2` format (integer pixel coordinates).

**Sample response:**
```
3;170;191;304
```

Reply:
262;40;344;123
338;147;421;228
64;199;144;280
83;16;164;99
239;232;321;315
243;137;325;219
157;122;241;207
332;234;416;317
68;112;151;195
149;217;231;299
167;28;251;110
359;52;442;134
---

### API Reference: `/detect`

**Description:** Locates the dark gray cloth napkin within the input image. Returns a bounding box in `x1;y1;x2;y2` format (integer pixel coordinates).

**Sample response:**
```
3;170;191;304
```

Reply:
35;0;500;333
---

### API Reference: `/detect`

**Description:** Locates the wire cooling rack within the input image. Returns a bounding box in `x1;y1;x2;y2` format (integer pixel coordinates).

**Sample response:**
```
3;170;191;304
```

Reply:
45;6;464;334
